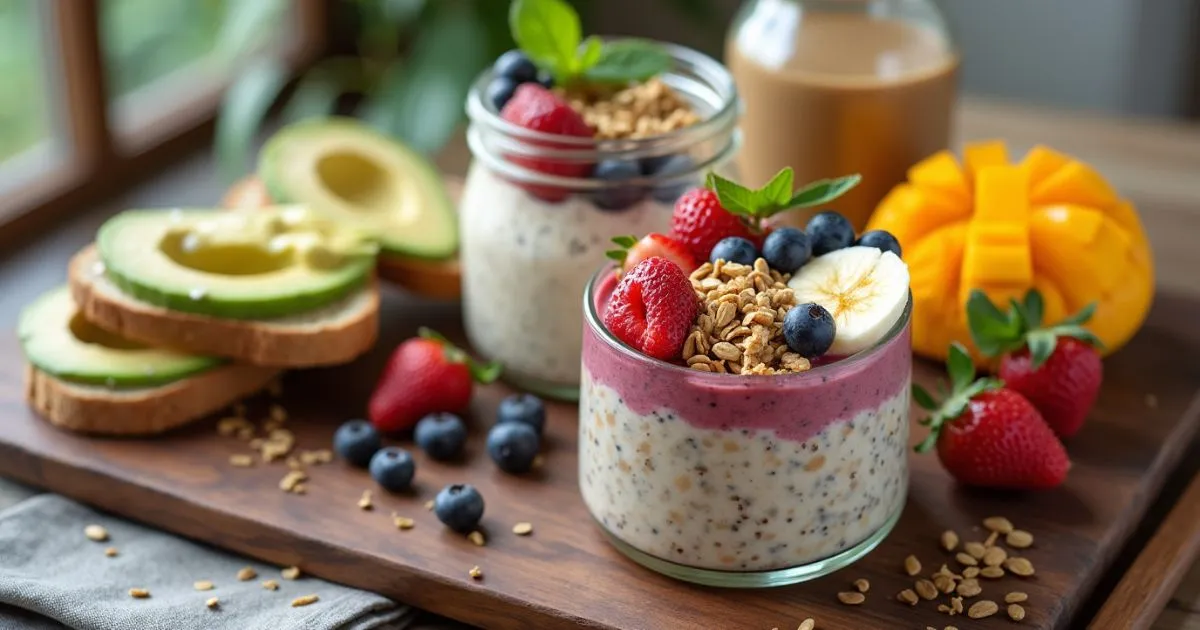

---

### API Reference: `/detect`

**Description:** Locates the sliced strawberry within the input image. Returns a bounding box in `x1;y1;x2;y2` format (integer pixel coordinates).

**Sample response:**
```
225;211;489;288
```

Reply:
499;84;593;202
603;257;698;361
607;233;698;277
669;188;762;262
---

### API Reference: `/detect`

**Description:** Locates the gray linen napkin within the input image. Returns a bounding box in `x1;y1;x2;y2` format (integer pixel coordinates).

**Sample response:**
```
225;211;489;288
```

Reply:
0;495;417;630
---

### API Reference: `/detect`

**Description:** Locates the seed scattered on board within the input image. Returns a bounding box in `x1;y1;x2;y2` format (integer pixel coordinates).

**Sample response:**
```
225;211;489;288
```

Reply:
468;531;486;546
128;588;150;599
469;566;483;580
291;594;319;607
512;522;533;536
262;579;280;591
84;525;108;542
281;566;301;580
104;547;118;557
393;515;415;530
193;580;214;591
206;597;219;610
236;566;257;581
836;591;865;605
358;490;374;510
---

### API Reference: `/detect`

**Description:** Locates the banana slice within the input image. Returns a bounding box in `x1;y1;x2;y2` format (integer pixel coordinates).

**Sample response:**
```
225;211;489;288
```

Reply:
787;246;910;356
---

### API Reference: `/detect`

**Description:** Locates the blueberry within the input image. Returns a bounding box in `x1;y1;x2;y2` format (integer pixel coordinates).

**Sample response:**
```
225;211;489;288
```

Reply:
535;69;554;89
641;153;696;203
709;236;759;266
783;303;837;358
487;423;541;474
486;77;518;111
591;159;644;210
369;447;416;492
434;483;485;533
333;419;381;468
496;393;546;435
414;412;467;461
762;227;812;273
805;211;855;256
856;229;902;258
493;49;538;83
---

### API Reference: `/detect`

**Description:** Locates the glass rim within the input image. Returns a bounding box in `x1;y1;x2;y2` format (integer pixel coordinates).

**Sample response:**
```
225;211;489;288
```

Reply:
582;263;913;382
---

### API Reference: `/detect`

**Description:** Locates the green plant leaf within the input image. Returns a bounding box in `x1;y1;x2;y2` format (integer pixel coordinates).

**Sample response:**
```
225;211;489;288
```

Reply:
760;167;795;207
418;326;503;383
214;57;289;185
213;0;289;64
281;57;364;124
1022;289;1045;329
947;342;976;393
1026;330;1057;369
578;36;604;70
605;250;626;262
965;289;1021;357
1058;301;1097;326
707;171;759;215
611;235;637;248
787;174;862;208
583;39;672;83
912;385;938;411
509;0;581;79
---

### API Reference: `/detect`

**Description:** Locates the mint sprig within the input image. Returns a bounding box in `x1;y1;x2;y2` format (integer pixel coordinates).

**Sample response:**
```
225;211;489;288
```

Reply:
705;168;862;230
966;289;1104;370
913;342;1005;453
509;0;670;85
418;327;503;383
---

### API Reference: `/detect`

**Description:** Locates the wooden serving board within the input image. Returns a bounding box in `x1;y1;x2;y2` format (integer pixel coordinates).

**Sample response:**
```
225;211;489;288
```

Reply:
0;286;1198;630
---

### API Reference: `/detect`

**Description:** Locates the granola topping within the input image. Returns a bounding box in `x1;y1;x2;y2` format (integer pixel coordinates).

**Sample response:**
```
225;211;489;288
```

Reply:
557;77;700;140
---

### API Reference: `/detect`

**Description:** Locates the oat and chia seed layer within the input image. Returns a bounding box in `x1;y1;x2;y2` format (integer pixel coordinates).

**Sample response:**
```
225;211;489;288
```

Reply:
579;271;912;572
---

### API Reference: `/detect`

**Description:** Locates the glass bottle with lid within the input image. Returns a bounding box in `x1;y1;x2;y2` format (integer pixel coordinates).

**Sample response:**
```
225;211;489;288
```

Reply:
726;0;958;231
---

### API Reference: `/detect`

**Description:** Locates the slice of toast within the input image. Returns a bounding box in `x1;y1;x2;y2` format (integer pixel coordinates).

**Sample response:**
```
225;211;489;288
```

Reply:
68;244;379;368
25;363;280;436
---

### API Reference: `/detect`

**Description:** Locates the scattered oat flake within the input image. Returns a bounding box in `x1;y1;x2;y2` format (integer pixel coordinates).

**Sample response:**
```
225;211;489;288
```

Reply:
237;567;257;581
915;579;938;600
933;574;956;594
262;579;279;591
1007;529;1034;548
963;541;986;559
955;552;978;567
983;546;1008;567
358;490;373;510
286;457;303;470
897;589;919;605
983;516;1014;534
291;594;319;607
984;530;999;547
392;515;415;530
512;522;533;536
980;566;1006;579
193;580;214;591
940;530;959;552
950;596;964;615
279;470;307;493
281;566;301;580
292;484;307;495
853;578;870;593
468;531;486;546
797;619;815;630
968;600;999;619
1006;591;1028;603
1005;557;1036;577
229;454;254;467
129;588;150;599
1008;603;1026;621
104;547;118;557
469;565;483;580
956;579;982;598
962;566;979;579
206;597;219;609
904;554;922;576
836;591;865;605
300;449;333;465
84;525;109;542
424;500;435;511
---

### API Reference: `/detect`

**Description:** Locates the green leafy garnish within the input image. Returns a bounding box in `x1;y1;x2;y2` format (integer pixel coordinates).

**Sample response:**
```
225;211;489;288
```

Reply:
604;235;639;267
704;167;862;230
418;327;503;383
913;342;1005;453
509;0;670;85
966;289;1103;370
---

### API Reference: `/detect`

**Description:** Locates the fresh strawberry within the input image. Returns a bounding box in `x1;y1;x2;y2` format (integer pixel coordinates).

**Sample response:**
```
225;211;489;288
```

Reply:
368;328;501;433
967;289;1104;439
499;83;593;202
669;188;761;262
603;257;698;360
915;343;1070;490
606;233;698;277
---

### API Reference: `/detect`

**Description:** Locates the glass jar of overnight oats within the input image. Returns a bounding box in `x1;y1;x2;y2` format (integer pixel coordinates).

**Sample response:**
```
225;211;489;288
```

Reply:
579;265;912;587
460;41;740;401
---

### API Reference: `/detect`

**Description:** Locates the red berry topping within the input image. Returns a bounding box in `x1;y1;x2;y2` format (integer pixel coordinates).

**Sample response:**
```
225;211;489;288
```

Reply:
669;188;760;262
609;233;698;277
603;257;698;361
499;84;593;201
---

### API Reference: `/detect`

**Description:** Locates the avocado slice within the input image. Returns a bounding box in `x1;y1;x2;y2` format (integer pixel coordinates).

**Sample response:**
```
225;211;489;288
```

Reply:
97;208;375;320
258;117;458;260
19;286;222;388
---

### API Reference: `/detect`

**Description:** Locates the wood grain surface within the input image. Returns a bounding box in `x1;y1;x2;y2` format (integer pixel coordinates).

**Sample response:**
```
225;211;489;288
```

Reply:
0;282;1197;629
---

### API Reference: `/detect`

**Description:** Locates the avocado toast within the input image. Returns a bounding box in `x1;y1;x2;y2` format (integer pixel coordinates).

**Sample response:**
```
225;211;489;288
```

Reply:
67;205;381;367
21;286;280;435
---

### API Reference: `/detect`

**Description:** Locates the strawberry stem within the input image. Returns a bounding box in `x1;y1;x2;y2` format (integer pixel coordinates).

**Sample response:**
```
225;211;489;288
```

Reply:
418;327;503;384
913;342;1004;453
966;289;1104;369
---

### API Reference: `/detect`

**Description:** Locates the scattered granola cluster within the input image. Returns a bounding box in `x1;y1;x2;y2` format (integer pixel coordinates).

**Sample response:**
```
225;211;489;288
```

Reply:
215;387;333;497
558;77;699;140
682;259;811;375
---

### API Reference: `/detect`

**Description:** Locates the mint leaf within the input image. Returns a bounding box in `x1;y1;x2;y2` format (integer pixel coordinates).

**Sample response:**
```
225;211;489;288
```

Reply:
583;39;672;83
509;0;581;80
760;167;795;208
578;36;604;70
788;174;862;208
707;172;760;215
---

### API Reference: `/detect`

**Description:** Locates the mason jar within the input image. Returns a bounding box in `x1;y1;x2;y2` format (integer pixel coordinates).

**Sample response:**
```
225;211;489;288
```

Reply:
580;264;912;587
460;41;740;401
726;0;958;231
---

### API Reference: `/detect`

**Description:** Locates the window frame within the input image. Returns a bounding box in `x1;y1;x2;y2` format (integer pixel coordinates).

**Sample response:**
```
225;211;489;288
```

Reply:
0;0;327;249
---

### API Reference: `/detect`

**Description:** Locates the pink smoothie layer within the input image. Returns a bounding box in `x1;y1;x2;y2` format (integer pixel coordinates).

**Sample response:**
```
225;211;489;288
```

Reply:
584;272;912;444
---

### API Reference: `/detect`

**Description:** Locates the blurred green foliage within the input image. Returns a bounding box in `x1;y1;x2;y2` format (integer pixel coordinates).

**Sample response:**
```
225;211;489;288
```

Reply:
0;0;50;162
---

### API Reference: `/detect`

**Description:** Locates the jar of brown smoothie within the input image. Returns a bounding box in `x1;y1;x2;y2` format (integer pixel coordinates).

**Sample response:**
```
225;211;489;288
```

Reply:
726;0;958;231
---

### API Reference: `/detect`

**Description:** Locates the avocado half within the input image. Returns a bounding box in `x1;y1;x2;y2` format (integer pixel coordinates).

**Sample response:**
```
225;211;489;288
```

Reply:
19;286;222;387
97;209;375;319
258;117;458;260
